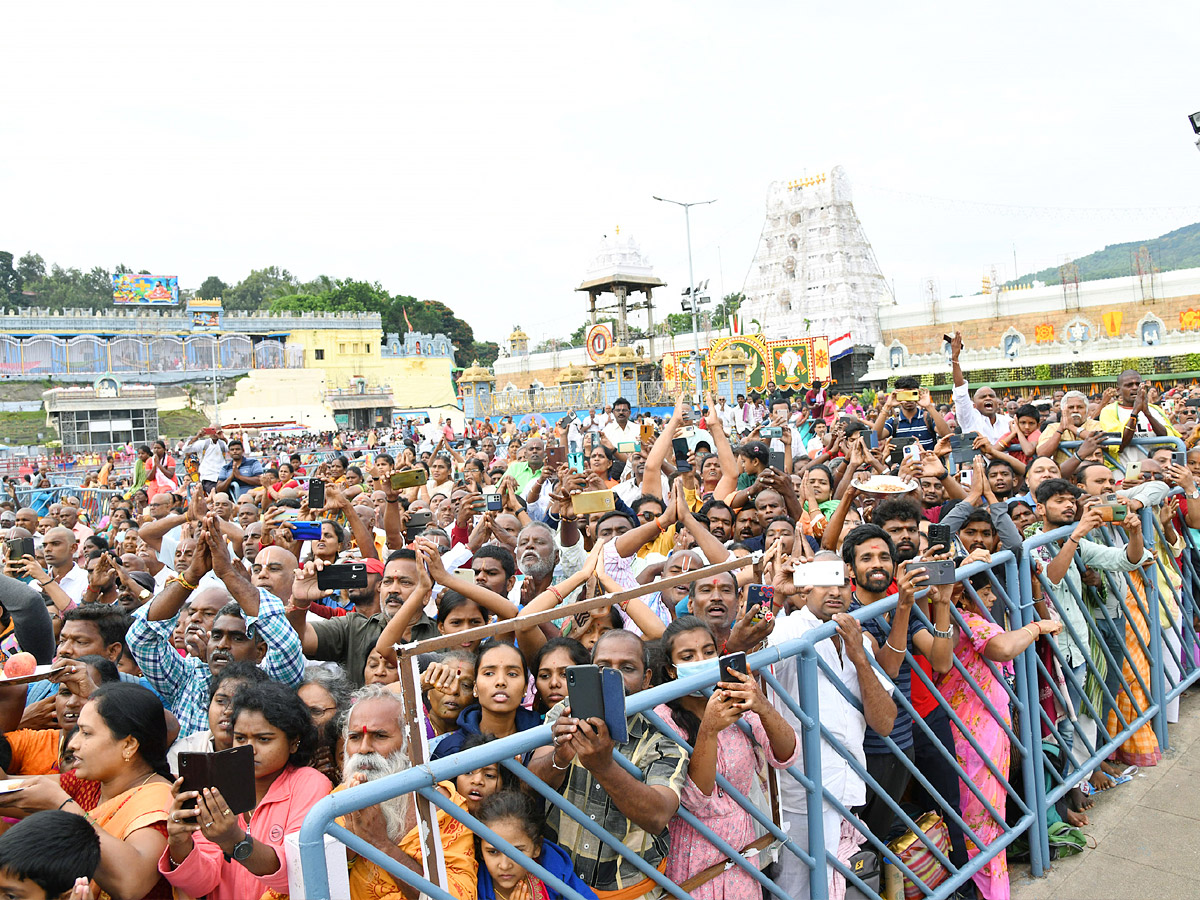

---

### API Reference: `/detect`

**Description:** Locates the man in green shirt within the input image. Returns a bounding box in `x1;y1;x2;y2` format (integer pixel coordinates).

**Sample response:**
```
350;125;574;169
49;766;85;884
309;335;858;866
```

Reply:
503;437;546;493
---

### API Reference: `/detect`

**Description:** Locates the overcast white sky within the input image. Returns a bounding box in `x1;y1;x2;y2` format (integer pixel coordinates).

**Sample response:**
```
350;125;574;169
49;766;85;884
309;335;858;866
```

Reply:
5;1;1200;344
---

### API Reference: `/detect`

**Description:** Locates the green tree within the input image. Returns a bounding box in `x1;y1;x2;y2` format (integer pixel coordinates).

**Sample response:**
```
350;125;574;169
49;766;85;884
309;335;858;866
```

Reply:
569;317;616;345
198;275;228;301
468;341;500;367
17;252;45;283
224;266;298;311
0;252;23;308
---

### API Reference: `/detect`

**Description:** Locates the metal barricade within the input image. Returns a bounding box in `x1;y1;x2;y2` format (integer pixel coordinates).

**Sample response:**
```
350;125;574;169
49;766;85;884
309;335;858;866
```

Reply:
9;486;124;521
299;552;1036;900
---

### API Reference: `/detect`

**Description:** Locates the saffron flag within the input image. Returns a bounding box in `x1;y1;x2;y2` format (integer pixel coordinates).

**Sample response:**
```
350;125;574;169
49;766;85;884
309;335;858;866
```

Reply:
403;308;414;332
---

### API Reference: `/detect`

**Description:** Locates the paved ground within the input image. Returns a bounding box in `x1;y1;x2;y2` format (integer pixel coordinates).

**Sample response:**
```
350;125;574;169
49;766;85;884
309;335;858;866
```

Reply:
1011;691;1200;900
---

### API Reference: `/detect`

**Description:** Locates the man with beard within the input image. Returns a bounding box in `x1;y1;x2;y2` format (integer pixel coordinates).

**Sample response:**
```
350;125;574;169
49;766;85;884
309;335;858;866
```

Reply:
1097;369;1180;468
336;685;479;900
289;549;438;686
870;497;973;870
841;524;955;846
697;499;734;544
128;517;305;736
732;505;764;547
870;498;922;565
949;331;1013;442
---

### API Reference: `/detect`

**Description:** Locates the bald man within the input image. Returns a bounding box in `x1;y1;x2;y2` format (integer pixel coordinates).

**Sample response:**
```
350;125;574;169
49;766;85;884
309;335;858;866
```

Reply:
17;526;88;615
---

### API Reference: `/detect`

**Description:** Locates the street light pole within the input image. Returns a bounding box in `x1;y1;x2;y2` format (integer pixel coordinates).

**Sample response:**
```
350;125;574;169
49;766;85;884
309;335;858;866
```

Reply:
654;195;715;402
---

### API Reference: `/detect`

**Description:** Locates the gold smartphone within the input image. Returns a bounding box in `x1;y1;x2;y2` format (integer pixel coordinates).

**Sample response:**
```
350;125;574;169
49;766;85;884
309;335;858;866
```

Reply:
640;423;655;445
390;469;428;489
896;390;919;402
571;490;616;515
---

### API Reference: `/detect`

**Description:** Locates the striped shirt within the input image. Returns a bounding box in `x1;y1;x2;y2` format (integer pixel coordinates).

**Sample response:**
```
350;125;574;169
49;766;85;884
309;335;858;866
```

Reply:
128;588;306;736
543;706;689;894
883;409;938;449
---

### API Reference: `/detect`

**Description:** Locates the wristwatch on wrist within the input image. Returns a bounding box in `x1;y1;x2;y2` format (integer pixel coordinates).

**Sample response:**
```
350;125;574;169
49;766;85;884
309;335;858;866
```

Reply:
232;834;254;861
931;625;954;640
1190;489;1200;500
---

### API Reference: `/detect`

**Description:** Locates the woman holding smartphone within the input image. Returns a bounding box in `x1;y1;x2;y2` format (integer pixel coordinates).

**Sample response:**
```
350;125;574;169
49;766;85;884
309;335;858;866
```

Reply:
653;616;799;900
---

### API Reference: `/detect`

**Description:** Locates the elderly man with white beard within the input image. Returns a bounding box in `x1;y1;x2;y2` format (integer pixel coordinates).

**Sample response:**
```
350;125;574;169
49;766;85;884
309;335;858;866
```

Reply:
337;685;479;900
513;521;585;605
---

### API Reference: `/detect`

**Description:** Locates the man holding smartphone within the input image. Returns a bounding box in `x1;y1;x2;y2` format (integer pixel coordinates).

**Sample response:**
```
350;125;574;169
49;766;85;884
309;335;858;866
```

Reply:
873;376;950;450
532;630;688;898
763;549;897;898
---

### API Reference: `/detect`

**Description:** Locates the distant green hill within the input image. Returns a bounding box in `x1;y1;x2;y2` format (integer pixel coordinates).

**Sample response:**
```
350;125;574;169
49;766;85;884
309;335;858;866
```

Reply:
1007;222;1200;287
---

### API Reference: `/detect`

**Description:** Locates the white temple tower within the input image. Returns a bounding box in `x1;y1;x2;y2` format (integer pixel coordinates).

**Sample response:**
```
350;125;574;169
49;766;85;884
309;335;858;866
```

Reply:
740;167;891;358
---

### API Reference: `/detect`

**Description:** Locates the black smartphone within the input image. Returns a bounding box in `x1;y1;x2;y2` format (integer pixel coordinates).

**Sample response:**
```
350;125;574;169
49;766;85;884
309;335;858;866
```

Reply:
6;537;34;561
1187;398;1200;408
768;449;786;472
178;745;255;814
600;667;628;744
672;437;692;473
566;664;605;723
950;434;978;465
308;479;325;509
927;524;952;555
1174;450;1189;468
718;651;748;686
920;559;958;585
404;509;433;541
316;562;369;591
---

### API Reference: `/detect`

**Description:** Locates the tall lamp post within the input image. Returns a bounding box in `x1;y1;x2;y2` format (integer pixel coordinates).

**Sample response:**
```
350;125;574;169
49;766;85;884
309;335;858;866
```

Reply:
654;195;715;401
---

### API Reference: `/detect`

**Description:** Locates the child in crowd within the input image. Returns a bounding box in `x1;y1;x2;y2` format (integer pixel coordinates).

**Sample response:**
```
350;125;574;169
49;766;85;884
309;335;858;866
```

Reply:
0;810;100;900
475;791;597;900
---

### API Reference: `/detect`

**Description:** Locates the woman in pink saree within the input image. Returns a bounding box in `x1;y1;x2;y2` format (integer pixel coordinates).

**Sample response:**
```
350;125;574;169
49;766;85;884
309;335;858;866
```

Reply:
938;576;1062;900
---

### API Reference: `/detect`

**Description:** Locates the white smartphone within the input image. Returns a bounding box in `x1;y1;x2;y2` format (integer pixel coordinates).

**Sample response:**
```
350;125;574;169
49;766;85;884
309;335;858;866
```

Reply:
793;559;846;587
1124;461;1142;482
903;443;922;462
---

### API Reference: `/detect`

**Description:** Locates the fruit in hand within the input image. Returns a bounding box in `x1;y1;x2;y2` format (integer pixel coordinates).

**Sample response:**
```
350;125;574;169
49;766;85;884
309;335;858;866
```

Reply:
3;652;36;678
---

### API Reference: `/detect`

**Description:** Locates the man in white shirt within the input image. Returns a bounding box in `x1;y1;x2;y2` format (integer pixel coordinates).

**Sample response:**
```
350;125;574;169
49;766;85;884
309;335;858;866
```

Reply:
716;395;739;436
28;526;88;611
766;554;896;899
183;428;228;491
601;397;640;446
949;331;1012;442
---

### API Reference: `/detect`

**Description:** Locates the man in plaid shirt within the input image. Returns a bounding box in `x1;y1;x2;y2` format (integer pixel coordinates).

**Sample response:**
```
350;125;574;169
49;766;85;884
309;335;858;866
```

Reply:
128;517;305;736
531;629;688;899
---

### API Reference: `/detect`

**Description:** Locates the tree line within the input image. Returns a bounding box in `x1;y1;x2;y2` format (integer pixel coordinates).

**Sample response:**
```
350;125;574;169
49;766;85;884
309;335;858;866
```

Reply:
0;252;499;367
